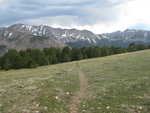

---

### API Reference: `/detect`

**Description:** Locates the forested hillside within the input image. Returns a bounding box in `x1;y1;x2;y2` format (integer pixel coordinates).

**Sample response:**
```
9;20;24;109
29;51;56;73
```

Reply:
0;43;148;70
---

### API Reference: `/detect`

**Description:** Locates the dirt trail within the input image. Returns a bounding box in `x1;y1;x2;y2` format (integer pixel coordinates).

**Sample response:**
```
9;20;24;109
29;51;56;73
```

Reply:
69;63;88;113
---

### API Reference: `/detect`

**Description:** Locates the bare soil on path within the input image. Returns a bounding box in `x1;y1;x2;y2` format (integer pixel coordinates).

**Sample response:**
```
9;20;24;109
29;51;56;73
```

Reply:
69;63;88;113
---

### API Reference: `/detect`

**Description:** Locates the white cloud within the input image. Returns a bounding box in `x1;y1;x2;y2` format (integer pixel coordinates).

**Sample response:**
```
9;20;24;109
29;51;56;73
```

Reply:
0;0;4;4
74;0;150;33
123;0;150;24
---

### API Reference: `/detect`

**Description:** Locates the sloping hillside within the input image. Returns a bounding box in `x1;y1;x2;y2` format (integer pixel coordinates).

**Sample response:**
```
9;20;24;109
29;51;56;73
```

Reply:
0;50;150;113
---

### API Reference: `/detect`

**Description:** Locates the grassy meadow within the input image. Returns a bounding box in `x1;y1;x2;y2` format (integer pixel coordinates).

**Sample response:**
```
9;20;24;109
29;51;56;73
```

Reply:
0;50;150;113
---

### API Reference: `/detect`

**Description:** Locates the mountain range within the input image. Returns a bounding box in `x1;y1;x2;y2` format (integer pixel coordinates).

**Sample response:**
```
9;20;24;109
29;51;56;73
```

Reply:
0;23;150;55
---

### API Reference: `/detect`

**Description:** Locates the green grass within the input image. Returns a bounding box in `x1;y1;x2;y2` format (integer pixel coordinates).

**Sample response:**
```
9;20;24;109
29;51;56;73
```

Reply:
0;50;150;113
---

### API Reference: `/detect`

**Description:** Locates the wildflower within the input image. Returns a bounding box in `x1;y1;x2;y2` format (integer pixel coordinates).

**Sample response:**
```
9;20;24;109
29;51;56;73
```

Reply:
106;106;110;109
66;92;70;95
55;96;59;100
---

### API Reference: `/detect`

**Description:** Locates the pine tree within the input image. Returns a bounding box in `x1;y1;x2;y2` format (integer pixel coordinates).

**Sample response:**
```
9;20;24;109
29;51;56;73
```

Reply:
71;48;83;61
27;59;38;68
3;58;11;70
2;49;23;69
29;49;48;66
61;47;71;62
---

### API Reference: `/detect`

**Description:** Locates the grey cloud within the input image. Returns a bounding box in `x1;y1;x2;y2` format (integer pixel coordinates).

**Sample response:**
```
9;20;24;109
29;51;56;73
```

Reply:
0;0;129;26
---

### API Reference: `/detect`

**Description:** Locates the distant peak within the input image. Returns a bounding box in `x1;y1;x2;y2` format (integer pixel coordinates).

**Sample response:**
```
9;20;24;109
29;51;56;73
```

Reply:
124;29;137;32
9;23;24;27
124;28;150;32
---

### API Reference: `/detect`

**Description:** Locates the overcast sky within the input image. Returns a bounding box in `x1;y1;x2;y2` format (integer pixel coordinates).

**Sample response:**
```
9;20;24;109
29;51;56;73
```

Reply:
0;0;150;33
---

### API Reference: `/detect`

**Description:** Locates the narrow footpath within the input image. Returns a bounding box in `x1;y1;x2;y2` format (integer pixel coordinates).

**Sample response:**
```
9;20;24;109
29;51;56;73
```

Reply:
69;63;88;113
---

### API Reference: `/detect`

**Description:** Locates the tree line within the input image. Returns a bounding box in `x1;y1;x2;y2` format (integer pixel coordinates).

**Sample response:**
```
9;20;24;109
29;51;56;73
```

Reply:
0;43;149;70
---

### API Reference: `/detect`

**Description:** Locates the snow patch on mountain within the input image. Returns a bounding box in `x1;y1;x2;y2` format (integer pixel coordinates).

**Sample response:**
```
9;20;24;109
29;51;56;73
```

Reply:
1;24;150;48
